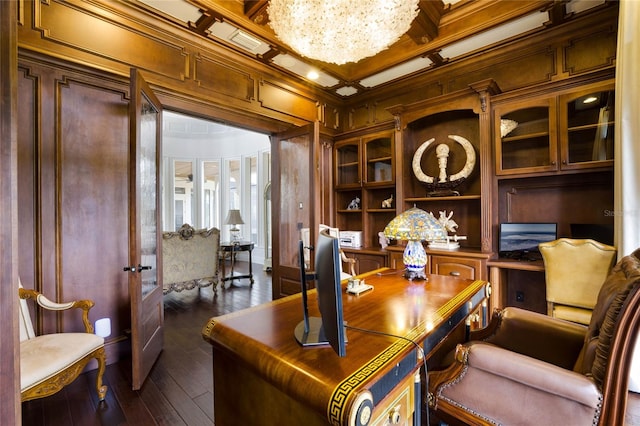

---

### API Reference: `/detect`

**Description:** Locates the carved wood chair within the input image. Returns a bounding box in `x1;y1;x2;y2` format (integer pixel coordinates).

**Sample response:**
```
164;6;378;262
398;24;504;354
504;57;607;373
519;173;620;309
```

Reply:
428;249;640;426
19;281;107;402
540;238;617;325
340;249;356;279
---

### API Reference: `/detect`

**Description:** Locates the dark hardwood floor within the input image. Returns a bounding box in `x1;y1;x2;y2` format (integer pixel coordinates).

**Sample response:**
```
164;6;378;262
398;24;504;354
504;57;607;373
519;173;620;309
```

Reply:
22;261;272;426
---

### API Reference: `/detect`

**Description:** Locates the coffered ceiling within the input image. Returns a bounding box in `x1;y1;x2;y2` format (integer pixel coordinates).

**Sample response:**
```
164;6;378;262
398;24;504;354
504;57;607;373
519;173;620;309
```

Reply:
132;0;609;98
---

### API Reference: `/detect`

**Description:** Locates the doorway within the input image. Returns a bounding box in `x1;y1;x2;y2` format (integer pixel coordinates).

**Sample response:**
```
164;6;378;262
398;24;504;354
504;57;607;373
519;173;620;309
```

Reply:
161;111;272;265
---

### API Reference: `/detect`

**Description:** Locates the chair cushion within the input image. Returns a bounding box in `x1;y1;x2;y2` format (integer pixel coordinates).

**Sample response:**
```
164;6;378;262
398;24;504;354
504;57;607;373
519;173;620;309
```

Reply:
552;305;593;325
20;333;104;391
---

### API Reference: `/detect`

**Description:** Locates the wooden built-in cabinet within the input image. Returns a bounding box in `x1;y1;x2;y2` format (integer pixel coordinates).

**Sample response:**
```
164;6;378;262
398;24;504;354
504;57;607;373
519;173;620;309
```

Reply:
495;80;615;175
491;79;615;313
389;81;498;255
334;127;396;249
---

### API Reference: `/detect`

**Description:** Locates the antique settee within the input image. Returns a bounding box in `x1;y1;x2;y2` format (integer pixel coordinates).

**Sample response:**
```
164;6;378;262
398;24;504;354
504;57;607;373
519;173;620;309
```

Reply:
162;224;220;294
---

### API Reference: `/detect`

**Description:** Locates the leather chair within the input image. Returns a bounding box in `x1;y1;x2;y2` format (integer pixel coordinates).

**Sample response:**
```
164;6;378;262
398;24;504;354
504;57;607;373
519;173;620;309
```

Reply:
540;238;617;325
428;249;640;426
19;282;107;402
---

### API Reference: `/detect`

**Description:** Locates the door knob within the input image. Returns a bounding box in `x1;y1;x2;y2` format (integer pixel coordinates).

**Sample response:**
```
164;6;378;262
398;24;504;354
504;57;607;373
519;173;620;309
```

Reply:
123;265;137;272
138;264;152;271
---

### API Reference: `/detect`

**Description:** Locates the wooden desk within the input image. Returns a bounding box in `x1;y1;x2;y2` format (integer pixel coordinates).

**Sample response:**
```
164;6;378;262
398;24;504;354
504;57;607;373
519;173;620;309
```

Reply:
202;269;488;425
220;241;255;285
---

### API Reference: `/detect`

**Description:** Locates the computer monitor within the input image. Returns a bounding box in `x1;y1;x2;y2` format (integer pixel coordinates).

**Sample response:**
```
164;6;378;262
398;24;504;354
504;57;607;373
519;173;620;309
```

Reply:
294;230;347;357
499;222;557;259
570;223;614;246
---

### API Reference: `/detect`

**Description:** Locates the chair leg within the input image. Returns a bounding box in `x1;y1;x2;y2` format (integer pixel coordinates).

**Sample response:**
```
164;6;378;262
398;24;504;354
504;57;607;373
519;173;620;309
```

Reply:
94;347;108;401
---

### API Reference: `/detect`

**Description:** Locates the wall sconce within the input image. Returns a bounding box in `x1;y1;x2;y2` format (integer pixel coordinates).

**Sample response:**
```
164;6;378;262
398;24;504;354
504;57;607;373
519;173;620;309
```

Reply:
225;209;244;242
383;207;446;280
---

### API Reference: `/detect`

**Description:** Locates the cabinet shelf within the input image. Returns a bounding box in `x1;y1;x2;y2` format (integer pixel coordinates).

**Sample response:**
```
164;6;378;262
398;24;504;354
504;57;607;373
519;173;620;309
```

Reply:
337;209;362;213
568;121;614;132
502;131;549;143
405;195;481;202
367;208;396;213
367;156;392;163
337;161;359;168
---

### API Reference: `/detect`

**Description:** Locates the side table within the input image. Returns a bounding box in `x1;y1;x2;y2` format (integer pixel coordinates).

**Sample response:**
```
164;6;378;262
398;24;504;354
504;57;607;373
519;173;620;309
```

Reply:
220;241;255;286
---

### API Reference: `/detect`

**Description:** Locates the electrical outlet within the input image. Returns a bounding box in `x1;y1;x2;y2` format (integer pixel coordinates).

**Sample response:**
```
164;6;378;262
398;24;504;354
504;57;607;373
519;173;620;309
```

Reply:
516;291;525;302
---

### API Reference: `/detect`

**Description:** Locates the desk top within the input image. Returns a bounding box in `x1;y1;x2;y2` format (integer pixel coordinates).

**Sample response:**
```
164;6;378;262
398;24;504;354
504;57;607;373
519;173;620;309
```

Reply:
202;269;487;425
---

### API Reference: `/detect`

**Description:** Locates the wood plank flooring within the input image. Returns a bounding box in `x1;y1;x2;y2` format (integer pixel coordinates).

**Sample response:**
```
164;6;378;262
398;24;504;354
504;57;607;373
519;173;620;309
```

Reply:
22;261;272;426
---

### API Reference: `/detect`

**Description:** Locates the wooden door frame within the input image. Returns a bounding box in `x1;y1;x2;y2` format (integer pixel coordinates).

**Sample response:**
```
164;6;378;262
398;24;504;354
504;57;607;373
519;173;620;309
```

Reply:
1;0;20;423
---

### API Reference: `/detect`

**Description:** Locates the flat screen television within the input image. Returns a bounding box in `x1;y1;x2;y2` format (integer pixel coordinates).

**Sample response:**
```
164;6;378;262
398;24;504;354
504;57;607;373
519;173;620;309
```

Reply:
294;230;347;357
499;222;557;260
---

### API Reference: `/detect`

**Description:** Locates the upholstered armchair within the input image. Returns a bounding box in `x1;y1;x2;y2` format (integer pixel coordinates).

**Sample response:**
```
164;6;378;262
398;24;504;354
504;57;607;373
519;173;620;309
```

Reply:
428;249;640;426
540;238;617;325
19;283;107;402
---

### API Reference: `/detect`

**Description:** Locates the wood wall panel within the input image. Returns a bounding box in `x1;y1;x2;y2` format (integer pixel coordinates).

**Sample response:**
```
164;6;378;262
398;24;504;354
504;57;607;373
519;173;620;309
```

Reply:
33;0;189;82
258;80;318;122
194;53;254;102
347;103;370;130
58;77;129;336
17;57;131;362
499;172;614;240
17;67;38;294
564;28;617;75
447;47;557;94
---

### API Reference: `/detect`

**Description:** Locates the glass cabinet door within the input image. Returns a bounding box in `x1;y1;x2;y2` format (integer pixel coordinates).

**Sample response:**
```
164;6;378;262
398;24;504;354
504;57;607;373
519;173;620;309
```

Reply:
560;85;614;170
363;133;394;186
495;98;557;175
334;139;361;188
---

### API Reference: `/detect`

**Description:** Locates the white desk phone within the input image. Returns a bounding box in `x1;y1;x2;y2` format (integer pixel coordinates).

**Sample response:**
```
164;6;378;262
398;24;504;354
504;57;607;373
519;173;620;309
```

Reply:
346;278;373;295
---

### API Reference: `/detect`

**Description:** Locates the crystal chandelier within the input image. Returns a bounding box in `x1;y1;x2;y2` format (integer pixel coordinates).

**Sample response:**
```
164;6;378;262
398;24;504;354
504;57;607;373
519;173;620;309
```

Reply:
267;0;420;65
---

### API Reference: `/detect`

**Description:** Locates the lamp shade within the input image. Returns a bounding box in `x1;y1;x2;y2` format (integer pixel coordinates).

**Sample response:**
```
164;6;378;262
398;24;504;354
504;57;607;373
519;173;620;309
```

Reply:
225;209;244;226
383;207;446;242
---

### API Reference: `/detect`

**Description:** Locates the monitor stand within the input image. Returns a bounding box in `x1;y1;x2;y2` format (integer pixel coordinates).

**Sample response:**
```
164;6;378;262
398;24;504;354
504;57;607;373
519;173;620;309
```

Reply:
294;317;328;346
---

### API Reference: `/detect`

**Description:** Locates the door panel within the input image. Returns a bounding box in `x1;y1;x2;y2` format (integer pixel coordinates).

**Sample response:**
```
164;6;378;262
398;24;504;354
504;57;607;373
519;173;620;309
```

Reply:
271;124;318;298
128;68;163;390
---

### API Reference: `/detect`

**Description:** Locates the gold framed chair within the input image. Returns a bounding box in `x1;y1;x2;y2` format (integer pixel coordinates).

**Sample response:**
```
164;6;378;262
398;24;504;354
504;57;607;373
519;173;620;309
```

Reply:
428;249;640;426
540;238;617;325
19;282;107;402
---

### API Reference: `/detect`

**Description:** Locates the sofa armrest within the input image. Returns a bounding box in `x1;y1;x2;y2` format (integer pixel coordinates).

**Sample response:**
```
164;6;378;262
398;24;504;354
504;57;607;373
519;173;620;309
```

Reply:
471;307;586;369
19;288;95;333
430;343;601;425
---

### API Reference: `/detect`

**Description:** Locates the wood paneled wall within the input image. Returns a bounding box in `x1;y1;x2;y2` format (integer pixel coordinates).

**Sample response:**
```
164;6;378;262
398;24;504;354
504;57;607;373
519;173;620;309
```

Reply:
17;57;131;362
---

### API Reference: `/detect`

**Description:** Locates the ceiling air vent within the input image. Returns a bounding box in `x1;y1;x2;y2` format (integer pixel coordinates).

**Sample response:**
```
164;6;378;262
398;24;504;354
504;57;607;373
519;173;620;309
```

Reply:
229;30;263;51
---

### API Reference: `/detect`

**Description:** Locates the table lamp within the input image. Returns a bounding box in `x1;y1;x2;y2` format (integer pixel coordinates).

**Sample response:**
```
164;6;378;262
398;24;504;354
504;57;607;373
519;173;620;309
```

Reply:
225;209;244;242
383;206;446;280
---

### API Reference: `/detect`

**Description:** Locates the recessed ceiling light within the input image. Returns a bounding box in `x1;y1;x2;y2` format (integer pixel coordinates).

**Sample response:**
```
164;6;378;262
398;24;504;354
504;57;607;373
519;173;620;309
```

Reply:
307;70;319;80
583;96;599;104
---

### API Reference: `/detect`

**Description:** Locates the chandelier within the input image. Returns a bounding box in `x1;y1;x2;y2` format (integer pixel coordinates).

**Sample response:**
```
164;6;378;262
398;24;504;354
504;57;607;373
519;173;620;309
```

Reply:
267;0;420;65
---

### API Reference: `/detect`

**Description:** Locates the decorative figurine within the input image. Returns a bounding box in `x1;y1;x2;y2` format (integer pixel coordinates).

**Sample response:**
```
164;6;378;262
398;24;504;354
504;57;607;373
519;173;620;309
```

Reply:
347;197;360;210
381;194;393;208
378;231;389;249
412;134;476;197
428;210;467;250
437;210;459;233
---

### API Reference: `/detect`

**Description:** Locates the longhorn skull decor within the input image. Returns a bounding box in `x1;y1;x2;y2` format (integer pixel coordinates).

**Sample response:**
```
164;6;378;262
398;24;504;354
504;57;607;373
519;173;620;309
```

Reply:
412;135;476;197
